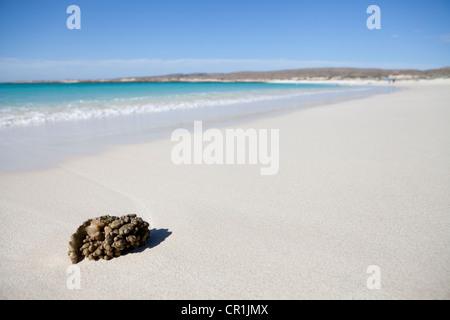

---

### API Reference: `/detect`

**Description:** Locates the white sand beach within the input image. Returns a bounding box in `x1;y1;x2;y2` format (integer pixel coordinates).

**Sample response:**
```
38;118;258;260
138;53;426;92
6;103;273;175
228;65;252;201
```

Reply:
0;80;449;299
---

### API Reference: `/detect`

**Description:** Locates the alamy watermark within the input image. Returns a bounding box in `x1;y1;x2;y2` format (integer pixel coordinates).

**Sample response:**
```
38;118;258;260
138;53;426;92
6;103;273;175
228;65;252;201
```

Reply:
366;265;381;289
66;5;81;30
171;121;279;175
66;265;81;290
66;4;381;30
66;5;381;31
367;5;381;30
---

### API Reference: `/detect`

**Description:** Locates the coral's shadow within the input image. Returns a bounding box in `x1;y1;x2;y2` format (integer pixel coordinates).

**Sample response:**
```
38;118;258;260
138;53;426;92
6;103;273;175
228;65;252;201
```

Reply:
148;228;172;249
130;228;172;254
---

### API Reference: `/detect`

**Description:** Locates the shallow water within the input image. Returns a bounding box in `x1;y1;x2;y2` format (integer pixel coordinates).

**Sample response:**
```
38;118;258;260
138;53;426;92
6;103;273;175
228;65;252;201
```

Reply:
0;82;395;172
0;82;351;127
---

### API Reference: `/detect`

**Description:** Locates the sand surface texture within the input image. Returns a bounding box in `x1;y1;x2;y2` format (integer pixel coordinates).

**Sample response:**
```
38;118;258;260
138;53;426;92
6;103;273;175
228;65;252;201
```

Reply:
0;80;449;299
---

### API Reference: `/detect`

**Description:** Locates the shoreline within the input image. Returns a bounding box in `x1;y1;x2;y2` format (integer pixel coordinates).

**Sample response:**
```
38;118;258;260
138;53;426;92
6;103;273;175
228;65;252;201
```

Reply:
0;80;449;299
0;82;395;173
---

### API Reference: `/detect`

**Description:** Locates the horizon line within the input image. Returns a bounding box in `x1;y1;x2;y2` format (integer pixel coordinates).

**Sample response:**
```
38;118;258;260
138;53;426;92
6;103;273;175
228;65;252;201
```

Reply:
2;65;450;84
0;57;447;83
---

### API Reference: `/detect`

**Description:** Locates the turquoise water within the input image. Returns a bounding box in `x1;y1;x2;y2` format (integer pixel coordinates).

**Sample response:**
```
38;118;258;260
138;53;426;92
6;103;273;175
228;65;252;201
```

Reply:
0;82;350;127
0;81;395;172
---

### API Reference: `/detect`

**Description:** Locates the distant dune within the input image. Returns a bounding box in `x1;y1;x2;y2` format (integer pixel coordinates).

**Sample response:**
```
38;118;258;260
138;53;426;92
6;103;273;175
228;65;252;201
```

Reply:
12;67;450;83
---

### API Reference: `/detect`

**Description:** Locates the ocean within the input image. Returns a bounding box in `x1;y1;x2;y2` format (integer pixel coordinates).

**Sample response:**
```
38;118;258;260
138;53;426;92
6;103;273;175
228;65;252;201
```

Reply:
0;81;394;172
0;82;369;127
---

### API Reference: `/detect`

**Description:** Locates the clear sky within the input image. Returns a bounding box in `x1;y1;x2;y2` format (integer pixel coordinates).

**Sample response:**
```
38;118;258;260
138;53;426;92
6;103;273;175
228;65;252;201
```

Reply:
0;0;449;81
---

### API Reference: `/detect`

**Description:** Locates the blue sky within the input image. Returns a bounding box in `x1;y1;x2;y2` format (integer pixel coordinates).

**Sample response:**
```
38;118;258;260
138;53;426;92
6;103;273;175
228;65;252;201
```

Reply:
0;0;449;81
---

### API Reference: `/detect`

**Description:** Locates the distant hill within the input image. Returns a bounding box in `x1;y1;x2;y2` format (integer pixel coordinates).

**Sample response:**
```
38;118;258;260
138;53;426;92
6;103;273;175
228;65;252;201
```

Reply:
12;67;450;83
132;67;450;82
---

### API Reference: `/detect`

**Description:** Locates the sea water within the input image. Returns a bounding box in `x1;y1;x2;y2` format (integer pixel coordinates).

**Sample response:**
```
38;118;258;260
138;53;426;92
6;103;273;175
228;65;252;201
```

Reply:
0;82;394;172
0;82;372;127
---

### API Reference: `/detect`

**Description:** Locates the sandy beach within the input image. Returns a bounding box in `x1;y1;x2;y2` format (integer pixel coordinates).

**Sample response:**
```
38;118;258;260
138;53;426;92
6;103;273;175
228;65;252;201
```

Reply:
0;80;449;299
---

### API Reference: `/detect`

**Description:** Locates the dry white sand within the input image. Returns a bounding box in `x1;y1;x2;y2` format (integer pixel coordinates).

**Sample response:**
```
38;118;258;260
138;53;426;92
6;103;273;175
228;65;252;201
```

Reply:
0;80;449;299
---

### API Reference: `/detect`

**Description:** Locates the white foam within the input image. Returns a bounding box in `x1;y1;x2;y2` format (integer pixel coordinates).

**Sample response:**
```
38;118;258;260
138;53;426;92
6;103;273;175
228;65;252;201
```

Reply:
0;87;360;127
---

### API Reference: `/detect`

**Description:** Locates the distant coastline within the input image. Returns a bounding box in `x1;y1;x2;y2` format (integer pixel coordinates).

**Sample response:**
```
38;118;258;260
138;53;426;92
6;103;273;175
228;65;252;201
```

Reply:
7;67;450;84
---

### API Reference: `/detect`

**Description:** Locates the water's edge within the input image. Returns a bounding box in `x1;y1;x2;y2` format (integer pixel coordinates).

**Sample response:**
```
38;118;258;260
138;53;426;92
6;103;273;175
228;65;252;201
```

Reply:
0;85;398;173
